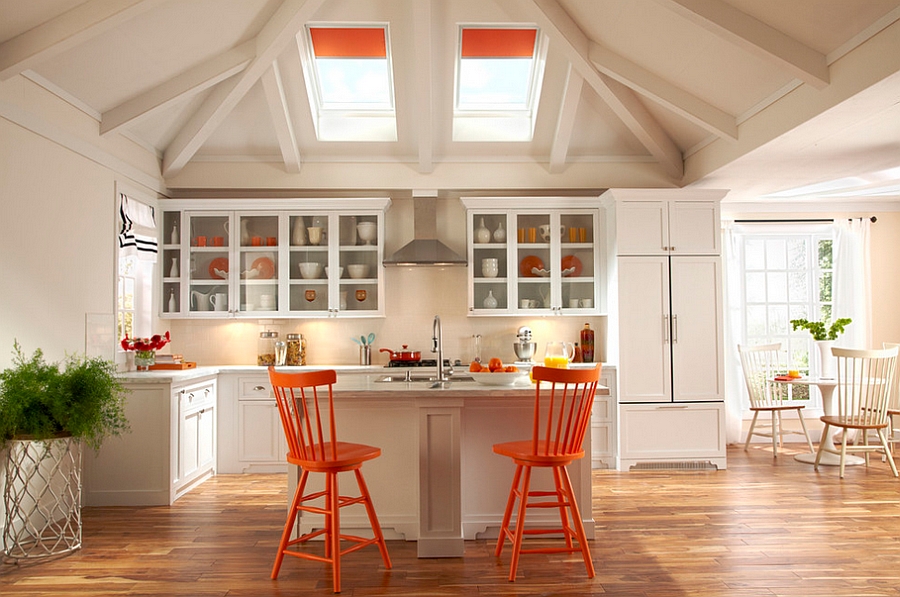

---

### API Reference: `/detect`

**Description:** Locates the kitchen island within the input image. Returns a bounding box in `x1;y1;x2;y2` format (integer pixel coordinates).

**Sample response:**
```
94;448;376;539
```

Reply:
90;366;607;558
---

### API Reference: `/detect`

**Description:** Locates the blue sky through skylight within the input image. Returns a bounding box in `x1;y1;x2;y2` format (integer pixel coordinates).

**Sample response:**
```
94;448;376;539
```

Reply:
315;58;392;108
458;58;532;109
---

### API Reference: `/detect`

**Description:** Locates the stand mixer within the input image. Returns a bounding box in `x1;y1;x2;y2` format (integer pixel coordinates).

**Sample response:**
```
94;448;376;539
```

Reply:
513;326;536;362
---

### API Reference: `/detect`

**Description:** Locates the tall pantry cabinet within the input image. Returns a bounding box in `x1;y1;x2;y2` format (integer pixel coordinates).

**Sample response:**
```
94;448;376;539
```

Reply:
602;189;728;470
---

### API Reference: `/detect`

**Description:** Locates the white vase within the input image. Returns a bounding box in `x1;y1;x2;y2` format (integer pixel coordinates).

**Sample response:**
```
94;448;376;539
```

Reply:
475;218;491;244
816;340;836;379
493;221;506;243
483;290;498;309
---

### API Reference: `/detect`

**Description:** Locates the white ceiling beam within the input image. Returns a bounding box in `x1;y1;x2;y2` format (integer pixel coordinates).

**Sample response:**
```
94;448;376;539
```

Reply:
162;0;326;177
549;64;583;174
654;0;829;89
0;0;166;81
261;62;301;173
503;0;683;179
101;40;255;135
588;43;737;141
412;0;434;174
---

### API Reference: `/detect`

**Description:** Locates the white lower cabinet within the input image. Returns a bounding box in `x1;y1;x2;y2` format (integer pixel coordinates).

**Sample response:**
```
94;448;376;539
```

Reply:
217;373;287;473
83;374;217;506
591;367;617;469
618;403;726;470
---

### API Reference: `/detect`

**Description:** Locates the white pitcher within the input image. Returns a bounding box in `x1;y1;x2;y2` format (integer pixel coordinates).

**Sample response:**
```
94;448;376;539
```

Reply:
191;289;212;311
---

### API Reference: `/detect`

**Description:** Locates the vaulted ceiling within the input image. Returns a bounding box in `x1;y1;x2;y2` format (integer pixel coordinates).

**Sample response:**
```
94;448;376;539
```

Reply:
2;0;900;204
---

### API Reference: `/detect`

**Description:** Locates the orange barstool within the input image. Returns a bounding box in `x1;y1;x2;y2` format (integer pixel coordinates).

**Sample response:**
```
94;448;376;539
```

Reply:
267;367;391;593
493;365;601;581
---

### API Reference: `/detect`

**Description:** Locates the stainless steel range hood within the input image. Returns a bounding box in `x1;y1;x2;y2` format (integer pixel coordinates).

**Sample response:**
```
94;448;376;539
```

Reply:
384;197;466;266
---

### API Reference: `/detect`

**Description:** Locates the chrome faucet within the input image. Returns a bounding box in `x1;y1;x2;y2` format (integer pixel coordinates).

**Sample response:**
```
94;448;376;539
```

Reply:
432;315;448;381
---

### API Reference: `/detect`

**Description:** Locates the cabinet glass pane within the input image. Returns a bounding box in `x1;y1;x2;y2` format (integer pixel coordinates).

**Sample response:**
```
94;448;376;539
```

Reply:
560;212;595;311
472;213;508;310
188;214;229;313
239;215;278;312
289;213;328;313
162;211;181;314
340;215;378;312
516;213;551;310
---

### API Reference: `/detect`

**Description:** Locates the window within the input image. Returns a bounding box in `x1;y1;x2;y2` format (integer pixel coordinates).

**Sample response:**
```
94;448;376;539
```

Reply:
736;227;834;401
303;25;397;141
116;190;156;363
453;26;546;142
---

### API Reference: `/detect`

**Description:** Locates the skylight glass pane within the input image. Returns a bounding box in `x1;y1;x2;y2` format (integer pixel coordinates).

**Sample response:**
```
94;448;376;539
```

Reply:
458;58;532;109
315;58;391;107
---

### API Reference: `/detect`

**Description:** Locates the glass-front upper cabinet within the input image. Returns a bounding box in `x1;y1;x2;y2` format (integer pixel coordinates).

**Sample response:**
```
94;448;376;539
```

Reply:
462;198;603;316
160;199;389;319
186;212;231;316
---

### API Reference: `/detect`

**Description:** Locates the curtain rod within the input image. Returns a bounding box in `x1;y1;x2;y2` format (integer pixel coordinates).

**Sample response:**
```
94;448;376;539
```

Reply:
734;217;877;224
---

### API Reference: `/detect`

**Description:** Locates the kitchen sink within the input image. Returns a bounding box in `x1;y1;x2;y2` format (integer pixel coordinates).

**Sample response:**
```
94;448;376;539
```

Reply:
375;373;474;384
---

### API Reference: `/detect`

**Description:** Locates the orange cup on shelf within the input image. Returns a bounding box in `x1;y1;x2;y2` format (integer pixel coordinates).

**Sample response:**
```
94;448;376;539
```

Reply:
194;236;207;246
266;236;277;246
212;236;224;246
517;228;525;243
568;228;578;242
527;227;537;243
251;236;263;246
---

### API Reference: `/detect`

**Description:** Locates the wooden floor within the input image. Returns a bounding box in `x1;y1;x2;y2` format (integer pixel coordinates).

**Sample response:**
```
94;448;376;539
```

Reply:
3;444;900;596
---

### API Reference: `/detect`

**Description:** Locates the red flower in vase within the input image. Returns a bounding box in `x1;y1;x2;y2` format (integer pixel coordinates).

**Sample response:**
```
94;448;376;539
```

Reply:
121;331;171;352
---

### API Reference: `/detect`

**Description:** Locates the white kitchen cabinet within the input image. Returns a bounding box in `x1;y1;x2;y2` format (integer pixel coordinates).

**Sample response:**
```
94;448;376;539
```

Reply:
160;198;390;319
603;189;727;470
461;197;604;316
177;380;217;490
83;373;218;506
216;372;287;473
591;366;617;469
611;190;720;256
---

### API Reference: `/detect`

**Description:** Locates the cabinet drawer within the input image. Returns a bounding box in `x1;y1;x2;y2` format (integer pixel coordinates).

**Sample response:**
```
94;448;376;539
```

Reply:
619;403;725;465
239;377;272;400
178;381;215;413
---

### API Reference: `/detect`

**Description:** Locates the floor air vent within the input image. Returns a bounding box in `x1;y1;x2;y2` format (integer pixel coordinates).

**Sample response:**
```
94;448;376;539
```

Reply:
630;461;718;471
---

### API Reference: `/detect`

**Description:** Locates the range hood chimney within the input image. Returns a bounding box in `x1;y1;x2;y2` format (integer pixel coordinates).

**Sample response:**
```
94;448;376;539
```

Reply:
384;196;467;266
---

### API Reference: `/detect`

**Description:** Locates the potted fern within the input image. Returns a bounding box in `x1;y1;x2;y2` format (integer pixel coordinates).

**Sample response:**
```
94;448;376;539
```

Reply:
0;341;129;560
790;317;852;379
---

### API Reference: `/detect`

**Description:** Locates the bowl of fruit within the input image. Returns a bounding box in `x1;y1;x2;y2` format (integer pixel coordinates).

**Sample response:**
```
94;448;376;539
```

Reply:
468;358;529;386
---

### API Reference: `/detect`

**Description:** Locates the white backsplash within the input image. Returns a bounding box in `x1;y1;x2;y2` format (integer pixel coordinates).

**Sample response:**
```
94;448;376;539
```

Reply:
165;267;606;366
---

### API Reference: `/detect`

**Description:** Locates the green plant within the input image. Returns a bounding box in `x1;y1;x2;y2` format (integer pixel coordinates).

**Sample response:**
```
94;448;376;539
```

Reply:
789;317;852;341
0;341;129;450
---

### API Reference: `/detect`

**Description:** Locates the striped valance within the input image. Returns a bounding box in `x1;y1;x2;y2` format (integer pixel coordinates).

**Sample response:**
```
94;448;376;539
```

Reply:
118;193;157;261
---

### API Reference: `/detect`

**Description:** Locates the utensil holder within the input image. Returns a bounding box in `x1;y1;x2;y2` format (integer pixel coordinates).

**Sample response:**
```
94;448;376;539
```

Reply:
360;345;371;366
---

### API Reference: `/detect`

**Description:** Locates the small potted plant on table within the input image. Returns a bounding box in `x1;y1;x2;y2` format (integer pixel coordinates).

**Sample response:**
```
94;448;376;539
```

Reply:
0;342;129;561
790;317;852;379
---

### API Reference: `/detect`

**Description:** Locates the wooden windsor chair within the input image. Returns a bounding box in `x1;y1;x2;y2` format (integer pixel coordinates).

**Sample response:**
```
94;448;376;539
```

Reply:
738;343;815;456
492;364;601;581
814;346;899;478
267;367;391;593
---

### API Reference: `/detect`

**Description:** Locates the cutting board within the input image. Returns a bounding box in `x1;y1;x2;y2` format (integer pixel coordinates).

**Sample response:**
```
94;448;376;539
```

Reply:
148;362;197;370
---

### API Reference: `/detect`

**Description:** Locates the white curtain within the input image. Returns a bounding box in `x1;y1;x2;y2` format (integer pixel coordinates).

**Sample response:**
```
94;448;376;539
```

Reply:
722;221;746;444
832;218;871;349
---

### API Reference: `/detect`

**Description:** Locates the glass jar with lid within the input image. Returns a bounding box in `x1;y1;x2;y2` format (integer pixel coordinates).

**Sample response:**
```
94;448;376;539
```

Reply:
258;331;278;366
285;333;306;366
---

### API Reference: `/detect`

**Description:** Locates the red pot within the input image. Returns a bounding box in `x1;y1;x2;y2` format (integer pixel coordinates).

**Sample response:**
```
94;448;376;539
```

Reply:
379;345;422;363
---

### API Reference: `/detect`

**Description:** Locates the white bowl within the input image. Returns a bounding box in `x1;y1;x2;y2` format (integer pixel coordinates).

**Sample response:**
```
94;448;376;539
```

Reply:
299;262;322;279
470;371;529;386
325;266;343;279
347;264;369;279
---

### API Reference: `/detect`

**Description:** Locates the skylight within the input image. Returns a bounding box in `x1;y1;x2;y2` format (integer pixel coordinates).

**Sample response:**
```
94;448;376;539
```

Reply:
303;26;397;141
453;27;545;142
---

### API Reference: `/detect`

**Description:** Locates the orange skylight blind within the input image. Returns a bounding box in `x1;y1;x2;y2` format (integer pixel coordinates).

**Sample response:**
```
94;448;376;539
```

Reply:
310;27;386;58
461;28;537;58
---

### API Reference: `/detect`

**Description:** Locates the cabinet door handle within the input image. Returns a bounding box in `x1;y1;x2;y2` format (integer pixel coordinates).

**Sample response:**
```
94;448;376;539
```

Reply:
188;392;195;401
199;409;205;415
663;315;669;343
672;314;678;343
253;385;266;391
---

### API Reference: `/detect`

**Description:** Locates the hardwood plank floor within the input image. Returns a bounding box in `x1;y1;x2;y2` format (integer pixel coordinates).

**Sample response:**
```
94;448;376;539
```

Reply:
3;444;900;596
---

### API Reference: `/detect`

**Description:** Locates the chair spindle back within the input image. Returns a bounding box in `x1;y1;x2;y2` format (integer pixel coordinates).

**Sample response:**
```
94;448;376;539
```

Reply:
833;347;899;426
529;365;601;457
268;367;339;462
